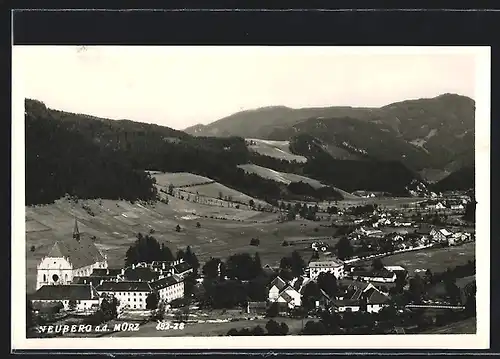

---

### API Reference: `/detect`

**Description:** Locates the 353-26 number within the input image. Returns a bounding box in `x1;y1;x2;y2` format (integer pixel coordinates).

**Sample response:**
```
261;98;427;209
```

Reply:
156;321;185;331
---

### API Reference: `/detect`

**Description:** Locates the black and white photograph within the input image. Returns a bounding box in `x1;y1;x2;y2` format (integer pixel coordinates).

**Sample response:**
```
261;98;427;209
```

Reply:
11;45;490;350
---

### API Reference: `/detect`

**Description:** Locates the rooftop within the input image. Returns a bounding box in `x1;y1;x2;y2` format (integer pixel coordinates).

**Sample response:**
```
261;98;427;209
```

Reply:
173;261;193;274
31;284;98;301
308;259;344;268
269;276;288;291
149;275;182;290
96;281;152;292
47;234;105;269
91;268;121;277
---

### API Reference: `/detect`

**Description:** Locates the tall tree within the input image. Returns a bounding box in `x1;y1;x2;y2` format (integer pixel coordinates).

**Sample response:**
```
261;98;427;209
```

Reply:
317;272;338;298
335;237;354;260
290;250;306;277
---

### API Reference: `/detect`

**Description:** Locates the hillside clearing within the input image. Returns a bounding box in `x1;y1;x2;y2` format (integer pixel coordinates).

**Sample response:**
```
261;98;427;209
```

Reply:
246;138;307;163
150;172;214;188
25;197;335;294
238;164;325;189
151;172;270;209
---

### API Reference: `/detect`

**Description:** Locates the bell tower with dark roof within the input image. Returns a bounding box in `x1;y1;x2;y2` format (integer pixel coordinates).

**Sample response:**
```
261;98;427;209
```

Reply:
73;217;80;242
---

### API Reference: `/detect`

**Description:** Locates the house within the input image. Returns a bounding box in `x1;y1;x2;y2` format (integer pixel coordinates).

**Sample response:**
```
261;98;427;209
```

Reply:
268;276;288;302
267;276;302;309
247;301;268;314
36;219;108;290
451;204;465;211
308;259;345;280
384;265;406;274
275;286;301;309
95;281;153;310
30;284;100;312
431;228;454;243
149;274;184;304
332;282;390;313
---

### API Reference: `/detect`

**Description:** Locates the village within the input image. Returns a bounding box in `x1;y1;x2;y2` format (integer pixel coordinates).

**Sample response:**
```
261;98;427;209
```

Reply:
27;189;476;337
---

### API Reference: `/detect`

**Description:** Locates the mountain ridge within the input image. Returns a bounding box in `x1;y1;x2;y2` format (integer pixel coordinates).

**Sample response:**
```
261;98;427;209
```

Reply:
184;93;475;182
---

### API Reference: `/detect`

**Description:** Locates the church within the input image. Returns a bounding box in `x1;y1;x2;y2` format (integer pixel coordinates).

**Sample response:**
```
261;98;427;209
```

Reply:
35;218;108;290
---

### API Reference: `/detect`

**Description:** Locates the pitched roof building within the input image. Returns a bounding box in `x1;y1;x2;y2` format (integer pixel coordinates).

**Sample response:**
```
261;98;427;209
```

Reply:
36;219;108;290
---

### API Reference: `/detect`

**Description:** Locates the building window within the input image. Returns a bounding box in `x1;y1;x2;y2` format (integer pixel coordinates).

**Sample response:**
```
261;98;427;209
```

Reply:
52;274;59;282
43;274;46;282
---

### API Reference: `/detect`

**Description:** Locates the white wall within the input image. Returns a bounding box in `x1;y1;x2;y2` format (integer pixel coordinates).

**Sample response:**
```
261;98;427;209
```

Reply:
31;298;99;312
99;290;150;310
268;286;280;301
158;281;185;303
309;265;345;280
36;257;73;290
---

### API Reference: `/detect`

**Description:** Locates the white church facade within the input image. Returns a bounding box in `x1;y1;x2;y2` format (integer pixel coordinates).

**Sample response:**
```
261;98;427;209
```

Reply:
35;219;108;290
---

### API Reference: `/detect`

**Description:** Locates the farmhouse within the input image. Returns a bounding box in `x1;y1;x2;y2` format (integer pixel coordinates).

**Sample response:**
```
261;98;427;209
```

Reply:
31;284;100;312
332;282;390;313
268;276;288;302
267;276;302;309
308;259;345;280
36;219;108;290
431;228;454;244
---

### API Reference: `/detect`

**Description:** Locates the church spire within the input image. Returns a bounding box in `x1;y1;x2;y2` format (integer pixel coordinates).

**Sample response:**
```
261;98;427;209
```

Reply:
73;217;80;241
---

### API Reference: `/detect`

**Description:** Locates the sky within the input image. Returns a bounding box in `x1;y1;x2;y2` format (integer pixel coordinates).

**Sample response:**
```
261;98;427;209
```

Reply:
14;46;477;130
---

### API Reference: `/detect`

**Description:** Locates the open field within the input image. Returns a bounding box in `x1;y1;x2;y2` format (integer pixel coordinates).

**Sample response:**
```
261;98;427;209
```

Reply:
422;317;476;334
25;197;337;294
151;172;270;209
180;182;269;208
238;164;359;200
246;138;307;163
357;242;475;275
151;172;214;188
238;164;325;189
107;316;315;337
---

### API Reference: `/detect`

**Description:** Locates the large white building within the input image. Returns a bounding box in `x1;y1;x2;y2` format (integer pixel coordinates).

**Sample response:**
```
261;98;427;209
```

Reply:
36;219;108;290
95;274;185;310
30;284;101;312
308;259;345;280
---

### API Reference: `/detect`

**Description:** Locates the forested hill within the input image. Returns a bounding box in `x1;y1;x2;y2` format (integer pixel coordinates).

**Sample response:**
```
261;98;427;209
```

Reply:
25;100;158;205
185;94;475;183
431;166;475;193
25;99;346;205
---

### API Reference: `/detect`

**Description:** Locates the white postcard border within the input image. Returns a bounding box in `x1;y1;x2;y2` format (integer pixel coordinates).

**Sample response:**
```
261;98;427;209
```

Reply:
11;45;491;350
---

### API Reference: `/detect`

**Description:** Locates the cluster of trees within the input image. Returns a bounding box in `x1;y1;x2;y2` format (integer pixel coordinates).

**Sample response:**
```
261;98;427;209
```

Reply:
279;250;306;279
335;237;354;260
226;320;289;336
86;295;119;325
124;233;175;266
278;202;323;221
200;252;268;309
463;200;476;222
124;233;199;296
203;253;263;281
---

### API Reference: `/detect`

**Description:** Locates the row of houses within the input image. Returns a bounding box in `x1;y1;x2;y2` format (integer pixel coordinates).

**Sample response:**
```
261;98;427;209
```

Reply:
265;273;393;314
260;257;403;314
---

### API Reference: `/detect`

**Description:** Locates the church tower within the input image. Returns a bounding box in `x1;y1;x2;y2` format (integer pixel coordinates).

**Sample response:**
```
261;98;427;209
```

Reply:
73;217;80;241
